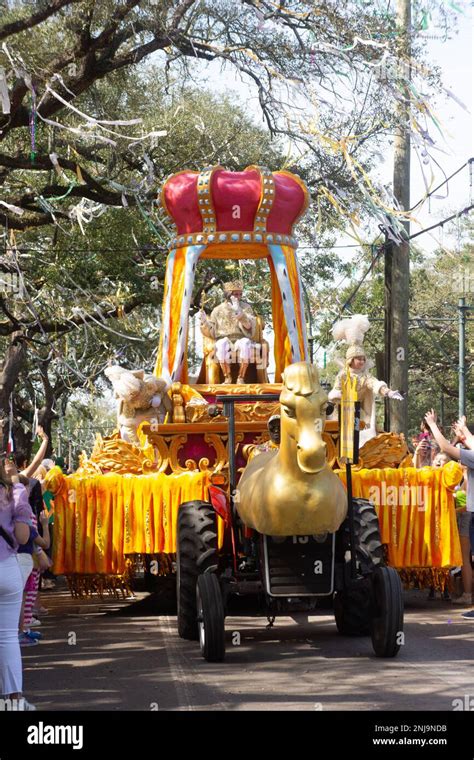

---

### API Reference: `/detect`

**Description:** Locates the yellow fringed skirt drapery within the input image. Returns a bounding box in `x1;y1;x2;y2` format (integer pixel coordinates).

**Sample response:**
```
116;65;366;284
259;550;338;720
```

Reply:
47;462;463;576
336;462;463;569
49;470;217;575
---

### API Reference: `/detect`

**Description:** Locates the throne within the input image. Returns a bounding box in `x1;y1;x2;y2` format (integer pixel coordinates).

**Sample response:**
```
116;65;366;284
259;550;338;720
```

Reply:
196;315;270;384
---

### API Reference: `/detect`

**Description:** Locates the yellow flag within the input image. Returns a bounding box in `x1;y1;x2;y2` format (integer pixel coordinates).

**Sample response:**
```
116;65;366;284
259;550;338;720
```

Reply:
340;367;358;461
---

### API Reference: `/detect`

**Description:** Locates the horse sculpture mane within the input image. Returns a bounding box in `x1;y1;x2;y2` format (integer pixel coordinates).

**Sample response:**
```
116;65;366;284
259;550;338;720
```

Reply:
282;361;317;395
236;361;348;536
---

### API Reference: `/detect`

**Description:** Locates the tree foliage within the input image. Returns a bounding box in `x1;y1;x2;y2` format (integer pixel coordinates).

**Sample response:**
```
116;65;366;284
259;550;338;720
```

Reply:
0;0;458;451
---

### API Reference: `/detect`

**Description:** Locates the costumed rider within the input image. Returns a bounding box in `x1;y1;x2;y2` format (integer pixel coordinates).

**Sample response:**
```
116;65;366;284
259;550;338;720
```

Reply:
328;314;404;446
250;415;281;459
199;280;256;384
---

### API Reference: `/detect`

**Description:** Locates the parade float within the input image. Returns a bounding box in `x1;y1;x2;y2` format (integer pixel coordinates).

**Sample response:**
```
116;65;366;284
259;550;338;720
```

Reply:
45;165;463;623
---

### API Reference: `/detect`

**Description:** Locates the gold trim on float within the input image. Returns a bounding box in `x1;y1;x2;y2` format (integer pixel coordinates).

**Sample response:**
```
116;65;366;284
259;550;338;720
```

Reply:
168;230;299;250
191;382;282;394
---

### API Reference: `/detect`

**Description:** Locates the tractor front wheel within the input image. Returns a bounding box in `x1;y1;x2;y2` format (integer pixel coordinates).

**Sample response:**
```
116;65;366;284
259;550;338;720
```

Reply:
334;586;371;636
196;573;226;662
370;566;404;657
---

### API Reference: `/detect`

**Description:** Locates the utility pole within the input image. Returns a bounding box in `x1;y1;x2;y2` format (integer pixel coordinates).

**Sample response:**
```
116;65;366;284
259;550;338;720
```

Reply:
387;0;411;436
459;297;466;418
384;234;392;433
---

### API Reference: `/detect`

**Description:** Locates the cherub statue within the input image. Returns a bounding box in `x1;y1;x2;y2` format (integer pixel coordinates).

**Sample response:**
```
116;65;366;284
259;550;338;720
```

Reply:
104;365;172;444
328;315;403;445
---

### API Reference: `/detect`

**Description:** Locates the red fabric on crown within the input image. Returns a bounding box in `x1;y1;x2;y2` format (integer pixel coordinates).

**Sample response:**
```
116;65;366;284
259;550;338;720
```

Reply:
163;172;202;235
212;169;261;231
267;173;306;234
162;167;306;236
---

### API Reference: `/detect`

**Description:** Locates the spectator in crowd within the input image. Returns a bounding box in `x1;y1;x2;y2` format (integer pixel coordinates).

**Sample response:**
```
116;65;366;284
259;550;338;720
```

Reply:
53;456;65;472
0;456;36;710
426;451;453;600
425;410;473;607
17;510;50;646
39;459;56;590
17;426;49;479
14;436;53;613
413;418;436;468
432;452;451;469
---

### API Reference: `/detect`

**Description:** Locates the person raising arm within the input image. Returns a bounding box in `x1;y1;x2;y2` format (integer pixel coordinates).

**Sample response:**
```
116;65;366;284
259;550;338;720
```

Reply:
452;416;474;450
425;409;473;607
19;426;49;479
424;409;461;460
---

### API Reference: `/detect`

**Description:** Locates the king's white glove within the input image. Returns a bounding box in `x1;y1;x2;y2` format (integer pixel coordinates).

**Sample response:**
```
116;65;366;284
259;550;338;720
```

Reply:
230;295;242;316
388;390;404;400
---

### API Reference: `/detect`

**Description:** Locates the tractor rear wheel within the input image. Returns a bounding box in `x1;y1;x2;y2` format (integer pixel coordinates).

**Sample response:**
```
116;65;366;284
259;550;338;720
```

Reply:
334;499;384;636
370;566;404;657
176;501;218;640
339;498;384;574
334;587;371;636
196;573;225;662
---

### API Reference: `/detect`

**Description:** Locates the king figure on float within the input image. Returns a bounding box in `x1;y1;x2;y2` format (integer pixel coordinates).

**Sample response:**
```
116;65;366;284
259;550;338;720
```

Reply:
328;314;404;446
199;280;258;384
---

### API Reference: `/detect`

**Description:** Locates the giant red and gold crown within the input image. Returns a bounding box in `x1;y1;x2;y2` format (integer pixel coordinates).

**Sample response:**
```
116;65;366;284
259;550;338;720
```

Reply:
160;165;309;250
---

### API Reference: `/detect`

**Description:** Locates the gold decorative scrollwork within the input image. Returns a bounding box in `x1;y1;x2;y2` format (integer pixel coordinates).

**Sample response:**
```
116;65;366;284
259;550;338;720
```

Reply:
203;433;228;473
168;434;192;473
233;402;280;423
78;433;155;475
154;436;171;473
78;411;411;479
194;383;281;396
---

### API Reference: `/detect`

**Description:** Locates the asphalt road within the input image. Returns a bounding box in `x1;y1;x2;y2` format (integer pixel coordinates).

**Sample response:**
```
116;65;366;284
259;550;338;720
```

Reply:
23;584;473;712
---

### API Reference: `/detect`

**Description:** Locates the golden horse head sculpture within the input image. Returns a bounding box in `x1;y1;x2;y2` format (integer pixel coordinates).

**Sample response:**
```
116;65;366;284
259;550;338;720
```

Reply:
236;361;348;536
280;362;329;475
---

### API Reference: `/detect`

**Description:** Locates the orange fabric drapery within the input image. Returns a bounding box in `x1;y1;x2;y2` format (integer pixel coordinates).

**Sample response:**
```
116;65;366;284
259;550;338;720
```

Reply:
50;470;216;575
336;462;463;568
268;256;291;380
155;242;307;384
47;462;462;576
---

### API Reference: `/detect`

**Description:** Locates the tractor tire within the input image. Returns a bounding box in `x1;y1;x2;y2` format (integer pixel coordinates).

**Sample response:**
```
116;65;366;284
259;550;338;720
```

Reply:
343;498;385;575
370;566;404;658
196;573;226;662
334;587;371;636
176;501;218;640
334;499;384;636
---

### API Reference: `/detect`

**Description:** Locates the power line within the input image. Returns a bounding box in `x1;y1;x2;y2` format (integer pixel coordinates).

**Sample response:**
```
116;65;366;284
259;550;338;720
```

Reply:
330;244;386;323
6;242;374;252
408;203;474;241
310;242;386;355
408;158;473;213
